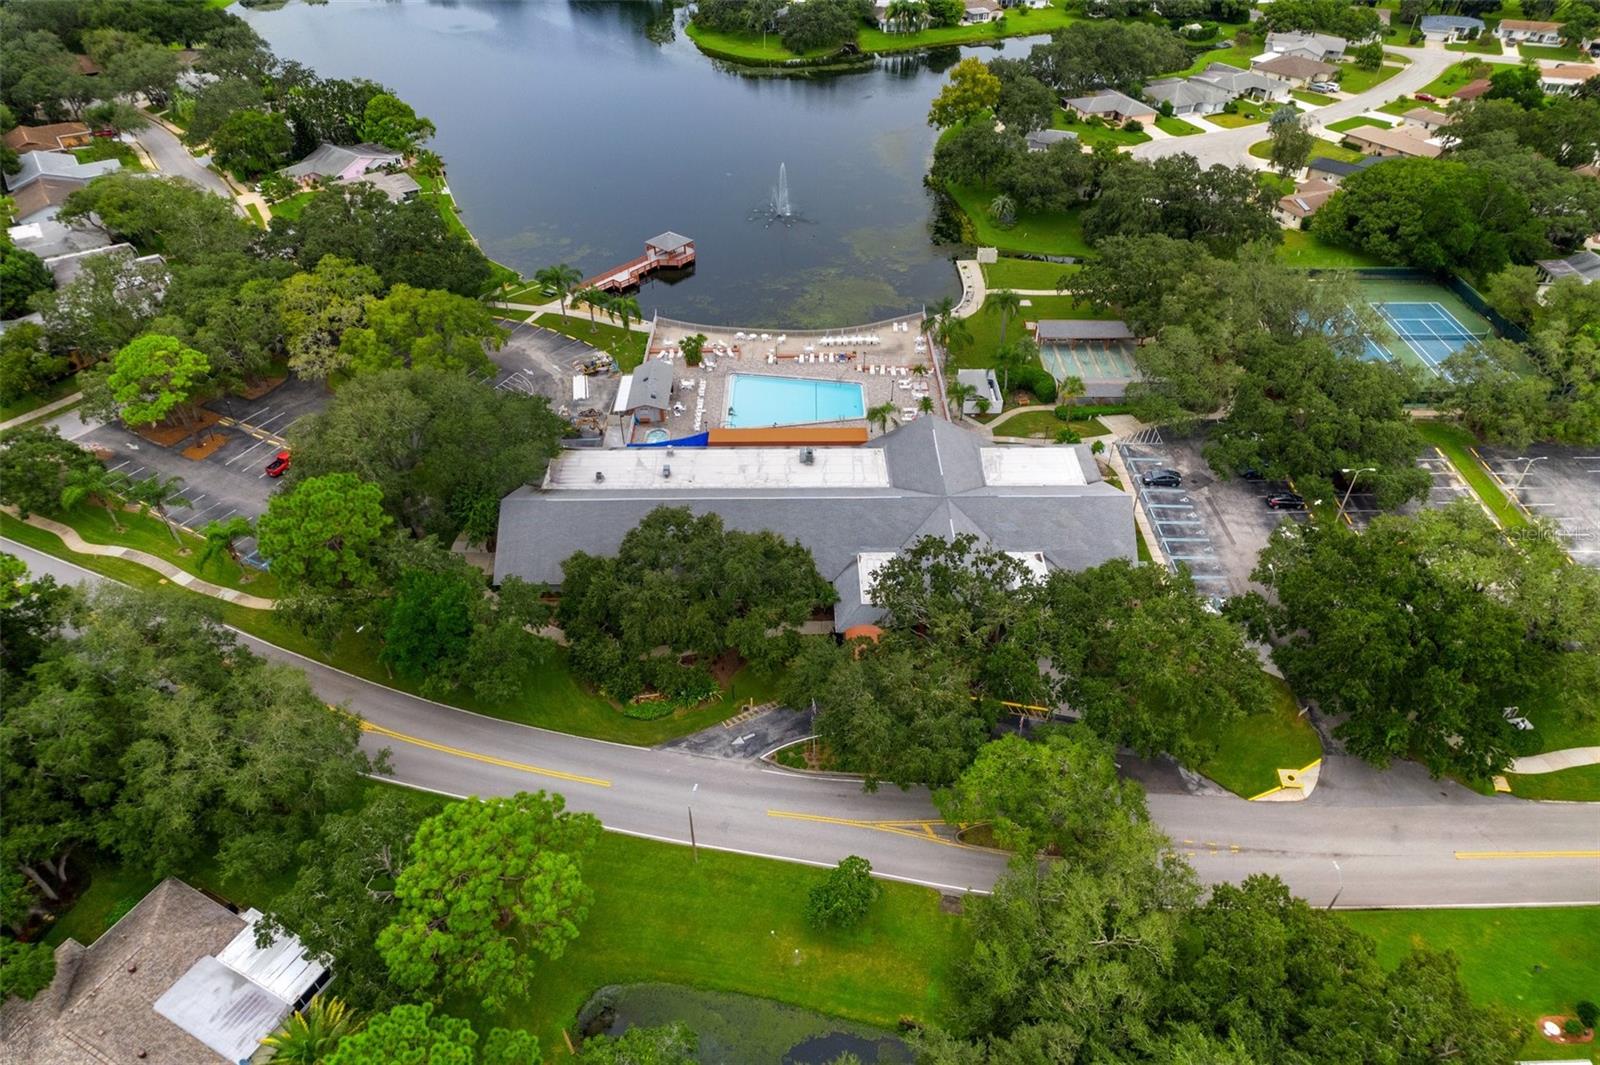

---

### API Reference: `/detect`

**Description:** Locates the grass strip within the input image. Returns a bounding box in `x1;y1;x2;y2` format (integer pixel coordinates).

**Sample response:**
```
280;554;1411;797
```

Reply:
1413;420;1526;528
1190;674;1322;798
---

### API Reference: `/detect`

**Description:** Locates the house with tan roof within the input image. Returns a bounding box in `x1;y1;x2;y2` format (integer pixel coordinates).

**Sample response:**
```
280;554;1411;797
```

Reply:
1062;88;1156;124
1539;63;1600;94
2;122;92;155
1453;77;1492;100
1251;53;1338;87
1342;124;1443;158
1401;107;1454;131
1275;177;1338;226
1495;19;1564;45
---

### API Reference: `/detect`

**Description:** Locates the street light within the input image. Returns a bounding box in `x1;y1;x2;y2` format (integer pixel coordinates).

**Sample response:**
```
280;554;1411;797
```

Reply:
1326;859;1344;910
1337;467;1377;522
1510;455;1546;489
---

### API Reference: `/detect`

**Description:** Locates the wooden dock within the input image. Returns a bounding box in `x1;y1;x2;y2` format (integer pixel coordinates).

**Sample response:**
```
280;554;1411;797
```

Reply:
581;231;695;292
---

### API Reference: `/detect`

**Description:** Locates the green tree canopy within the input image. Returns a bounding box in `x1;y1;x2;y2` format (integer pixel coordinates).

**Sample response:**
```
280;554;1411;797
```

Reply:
1025;21;1191;96
0;425;101;518
101;333;210;428
323;1002;540;1065
806;855;881;931
377;792;601;1008
256;472;394;593
1083;155;1279;257
929;57;1002;129
337;283;505;377
575;1024;695;1065
210;108;293;179
0;242;53;320
280;255;384;381
358;92;435;150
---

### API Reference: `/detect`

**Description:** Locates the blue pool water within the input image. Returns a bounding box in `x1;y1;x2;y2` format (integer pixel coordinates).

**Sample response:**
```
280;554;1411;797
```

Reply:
725;374;865;428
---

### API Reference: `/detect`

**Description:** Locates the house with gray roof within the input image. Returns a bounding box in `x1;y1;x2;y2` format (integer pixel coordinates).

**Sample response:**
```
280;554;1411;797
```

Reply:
280;142;402;184
1419;14;1485;41
1263;30;1348;60
1307;153;1388;184
352;169;420;203
1142;76;1233;115
1063;89;1156;124
617;359;675;425
0;879;326;1065
492;418;1134;631
1251;53;1338;86
6;217;112;261
1025;128;1079;152
5;148;121;191
1189;63;1290;102
1536;249;1600;285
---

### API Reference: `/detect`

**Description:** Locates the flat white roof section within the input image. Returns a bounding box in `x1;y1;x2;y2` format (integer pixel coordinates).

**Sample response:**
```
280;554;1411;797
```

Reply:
544;446;892;491
153;956;293;1063
216;910;327;1003
980;447;1088;487
573;375;590;403
856;552;897;604
611;374;634;414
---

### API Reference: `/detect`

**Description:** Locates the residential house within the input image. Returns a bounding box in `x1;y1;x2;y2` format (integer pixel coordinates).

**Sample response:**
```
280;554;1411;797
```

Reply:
963;0;1003;23
1400;107;1453;131
1142;76;1234;116
1;150;121;224
0;879;327;1065
493;418;1133;633
1063;89;1157;124
1275;177;1338;226
1251;53;1339;87
352;170;421;203
6;217;112;262
1341;124;1443;158
1419;14;1485;41
279;142;403;186
1453;77;1492;100
8;176;82;225
2;122;92;155
1539;63;1600;94
1263;30;1348;61
1190;62;1291;101
1536;248;1600;284
1025;128;1080;151
1495;18;1564;45
956;368;1004;415
1306;153;1388;184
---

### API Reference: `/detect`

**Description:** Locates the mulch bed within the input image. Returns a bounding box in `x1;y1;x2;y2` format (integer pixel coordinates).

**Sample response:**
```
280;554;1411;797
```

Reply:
180;432;228;461
234;376;287;401
1538;1017;1595;1044
131;409;221;448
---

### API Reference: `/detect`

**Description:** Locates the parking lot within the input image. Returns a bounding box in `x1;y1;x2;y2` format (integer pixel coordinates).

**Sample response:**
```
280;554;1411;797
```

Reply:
71;377;329;569
488;321;616;416
1478;445;1600;566
1338;447;1474;530
1120;434;1305;597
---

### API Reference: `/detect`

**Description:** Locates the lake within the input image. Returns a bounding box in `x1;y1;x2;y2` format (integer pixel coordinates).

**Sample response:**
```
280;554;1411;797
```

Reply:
243;1;1044;326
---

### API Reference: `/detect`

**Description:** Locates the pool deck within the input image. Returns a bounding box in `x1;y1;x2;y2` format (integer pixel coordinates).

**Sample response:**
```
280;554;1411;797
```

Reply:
639;314;937;442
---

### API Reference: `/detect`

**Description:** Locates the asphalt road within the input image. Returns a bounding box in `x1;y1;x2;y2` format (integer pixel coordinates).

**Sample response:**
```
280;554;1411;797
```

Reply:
6;539;1598;908
132;119;239;204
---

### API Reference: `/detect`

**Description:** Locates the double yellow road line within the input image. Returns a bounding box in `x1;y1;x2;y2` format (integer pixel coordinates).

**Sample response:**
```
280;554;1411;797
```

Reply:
359;720;611;789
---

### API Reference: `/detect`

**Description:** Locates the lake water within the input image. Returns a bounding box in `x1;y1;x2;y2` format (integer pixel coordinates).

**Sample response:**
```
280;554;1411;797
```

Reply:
243;1;1044;326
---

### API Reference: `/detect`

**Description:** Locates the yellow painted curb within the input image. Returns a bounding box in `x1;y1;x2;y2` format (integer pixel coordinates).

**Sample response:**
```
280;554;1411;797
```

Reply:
1249;758;1323;801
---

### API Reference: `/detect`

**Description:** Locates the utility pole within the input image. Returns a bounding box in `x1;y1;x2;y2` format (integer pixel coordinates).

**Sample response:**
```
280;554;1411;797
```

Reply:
1326;860;1344;910
688;806;698;863
1511;455;1546;489
1337;467;1377;523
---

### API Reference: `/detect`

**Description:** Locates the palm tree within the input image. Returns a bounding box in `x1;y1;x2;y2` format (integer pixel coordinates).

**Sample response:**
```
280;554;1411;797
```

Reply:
945;381;977;420
197;515;254;571
866;401;898;435
610;295;642;336
575;286;606;329
533;263;583;316
124;475;191;547
412;148;444;181
61;464;131;530
918;395;934;415
987;193;1016;228
994;336;1038;396
991;288;1022;350
261;996;361;1065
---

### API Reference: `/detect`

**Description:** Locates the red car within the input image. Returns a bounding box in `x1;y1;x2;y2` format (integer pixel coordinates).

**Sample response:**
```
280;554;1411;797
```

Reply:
265;450;291;477
1414;92;1436;102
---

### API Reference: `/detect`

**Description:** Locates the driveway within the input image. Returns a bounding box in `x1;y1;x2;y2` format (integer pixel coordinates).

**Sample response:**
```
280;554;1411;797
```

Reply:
132;119;238;204
1132;45;1459;166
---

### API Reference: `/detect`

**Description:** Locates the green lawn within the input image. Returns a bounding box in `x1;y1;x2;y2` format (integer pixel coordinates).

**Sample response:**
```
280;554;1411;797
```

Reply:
682;20;836;63
1514;654;1600;755
1446;35;1503;54
948;293;1099;371
269;190;315;222
1048;109;1151;148
1191;675;1323;798
0;513;776;746
534;312;648;372
1291;89;1339;106
1154;114;1203;136
40;501;280;595
1206;104;1272;128
1413;420;1527;529
245;201;265;228
1326;115;1394;133
981;257;1072;290
947;182;1093;258
859;3;1079;53
1415;60;1490;99
1506;763;1600;801
1519;43;1590;61
73;139;144;170
1337;63;1404;94
1302;140;1368;164
1275;229;1386;269
1171;41;1256;76
0;372;79;422
1340;907;1600;1060
466;832;967;1048
1134;523;1152;561
987;409;1110;439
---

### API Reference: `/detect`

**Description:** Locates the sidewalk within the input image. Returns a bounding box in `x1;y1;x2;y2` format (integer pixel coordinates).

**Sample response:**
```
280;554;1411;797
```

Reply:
4;507;275;610
0;391;83;432
1509;747;1600;774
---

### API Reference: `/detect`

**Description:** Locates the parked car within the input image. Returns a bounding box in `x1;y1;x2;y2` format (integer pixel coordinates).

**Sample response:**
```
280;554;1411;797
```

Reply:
265;450;291;477
1237;466;1264;481
1141;468;1183;488
1415;92;1436;102
90;127;118;138
1309;81;1338;92
1265;492;1305;510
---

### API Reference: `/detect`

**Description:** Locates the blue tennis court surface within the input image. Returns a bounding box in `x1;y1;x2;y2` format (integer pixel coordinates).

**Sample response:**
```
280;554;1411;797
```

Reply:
1364;300;1485;376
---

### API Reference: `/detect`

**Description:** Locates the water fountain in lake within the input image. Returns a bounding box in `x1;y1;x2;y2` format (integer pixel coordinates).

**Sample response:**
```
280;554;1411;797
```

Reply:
750;162;804;228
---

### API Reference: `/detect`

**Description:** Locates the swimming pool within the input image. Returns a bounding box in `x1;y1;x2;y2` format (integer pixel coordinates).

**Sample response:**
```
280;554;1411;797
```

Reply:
725;374;866;428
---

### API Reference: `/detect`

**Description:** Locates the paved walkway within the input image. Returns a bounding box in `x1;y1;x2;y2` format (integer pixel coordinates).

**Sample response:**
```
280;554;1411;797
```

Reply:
0;392;83;432
4;507;275;609
953;259;986;319
1510;747;1600;775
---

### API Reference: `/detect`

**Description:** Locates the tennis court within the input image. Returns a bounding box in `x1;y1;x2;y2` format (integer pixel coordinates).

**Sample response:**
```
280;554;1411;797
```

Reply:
1352;279;1495;377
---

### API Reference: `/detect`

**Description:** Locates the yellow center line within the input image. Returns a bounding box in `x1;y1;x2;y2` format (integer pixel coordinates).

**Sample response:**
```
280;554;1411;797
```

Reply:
767;810;973;849
1454;850;1600;861
359;721;611;788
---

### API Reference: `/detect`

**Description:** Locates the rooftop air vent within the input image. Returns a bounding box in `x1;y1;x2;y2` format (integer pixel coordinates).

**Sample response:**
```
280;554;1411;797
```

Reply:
595;471;605;483
662;464;672;479
800;447;815;465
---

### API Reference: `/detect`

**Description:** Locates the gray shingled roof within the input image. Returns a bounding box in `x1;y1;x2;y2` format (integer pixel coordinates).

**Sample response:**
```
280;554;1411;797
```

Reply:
1421;14;1485;30
1064;89;1151;115
493;419;1133;630
1035;319;1135;341
628;360;674;410
8;149;120;190
280;142;401;180
647;231;693;252
1142;77;1232;110
1025;128;1078;151
1537;249;1600;283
